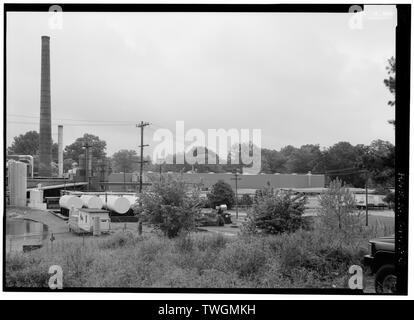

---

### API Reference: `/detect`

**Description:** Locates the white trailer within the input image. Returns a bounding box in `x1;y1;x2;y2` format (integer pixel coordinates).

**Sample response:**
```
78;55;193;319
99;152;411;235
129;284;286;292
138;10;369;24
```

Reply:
68;208;110;234
354;194;387;208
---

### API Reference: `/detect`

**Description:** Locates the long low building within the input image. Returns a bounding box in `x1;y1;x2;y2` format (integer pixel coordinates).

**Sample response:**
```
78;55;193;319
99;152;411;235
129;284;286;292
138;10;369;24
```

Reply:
107;171;325;191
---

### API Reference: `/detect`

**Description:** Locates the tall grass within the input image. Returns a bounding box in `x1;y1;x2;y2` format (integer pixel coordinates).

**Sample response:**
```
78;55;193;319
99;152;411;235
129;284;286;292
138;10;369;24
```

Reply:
5;222;393;289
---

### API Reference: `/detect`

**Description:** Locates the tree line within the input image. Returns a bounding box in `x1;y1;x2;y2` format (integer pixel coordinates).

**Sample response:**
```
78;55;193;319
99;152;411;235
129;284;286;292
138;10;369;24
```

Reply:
8;129;394;189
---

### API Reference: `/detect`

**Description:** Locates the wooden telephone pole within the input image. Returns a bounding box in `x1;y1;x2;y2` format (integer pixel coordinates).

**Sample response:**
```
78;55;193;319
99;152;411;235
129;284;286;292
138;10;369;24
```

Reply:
83;141;92;192
231;169;242;220
136;121;149;235
136;121;150;193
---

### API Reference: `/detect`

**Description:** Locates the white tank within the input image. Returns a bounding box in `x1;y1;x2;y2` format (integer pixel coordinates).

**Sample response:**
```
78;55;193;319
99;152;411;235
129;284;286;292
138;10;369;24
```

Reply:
59;195;83;210
99;195;130;214
122;195;139;206
80;195;103;209
8;160;27;207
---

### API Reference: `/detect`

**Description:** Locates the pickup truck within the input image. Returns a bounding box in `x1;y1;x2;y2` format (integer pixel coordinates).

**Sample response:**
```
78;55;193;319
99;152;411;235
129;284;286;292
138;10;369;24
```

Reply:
363;235;396;293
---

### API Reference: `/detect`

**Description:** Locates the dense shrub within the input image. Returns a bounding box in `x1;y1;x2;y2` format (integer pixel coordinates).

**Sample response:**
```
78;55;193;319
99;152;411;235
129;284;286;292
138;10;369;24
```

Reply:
216;239;268;278
207;180;235;209
139;175;202;238
98;231;138;249
5;254;49;287
6;221;390;289
240;194;253;206
243;187;308;235
383;191;395;210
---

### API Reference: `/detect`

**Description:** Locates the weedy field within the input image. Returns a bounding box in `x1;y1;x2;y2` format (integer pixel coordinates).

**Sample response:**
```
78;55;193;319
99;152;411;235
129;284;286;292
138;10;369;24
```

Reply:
5;218;391;290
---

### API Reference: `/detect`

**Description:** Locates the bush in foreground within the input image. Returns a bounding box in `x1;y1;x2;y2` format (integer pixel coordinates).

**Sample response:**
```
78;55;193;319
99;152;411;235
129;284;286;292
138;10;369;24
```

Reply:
6;221;392;289
207;180;235;209
243;187;309;235
139;175;202;238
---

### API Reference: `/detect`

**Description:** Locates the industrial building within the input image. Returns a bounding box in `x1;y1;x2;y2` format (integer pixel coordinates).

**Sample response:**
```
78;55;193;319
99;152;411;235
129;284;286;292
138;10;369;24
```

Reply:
105;171;326;193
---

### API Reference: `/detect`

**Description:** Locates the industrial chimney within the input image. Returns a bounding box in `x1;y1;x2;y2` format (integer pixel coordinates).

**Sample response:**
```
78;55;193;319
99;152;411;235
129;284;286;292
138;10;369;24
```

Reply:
39;36;52;176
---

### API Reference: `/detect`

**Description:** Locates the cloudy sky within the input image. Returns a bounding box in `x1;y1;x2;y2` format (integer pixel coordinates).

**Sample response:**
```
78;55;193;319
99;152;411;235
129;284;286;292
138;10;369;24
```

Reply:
6;6;396;158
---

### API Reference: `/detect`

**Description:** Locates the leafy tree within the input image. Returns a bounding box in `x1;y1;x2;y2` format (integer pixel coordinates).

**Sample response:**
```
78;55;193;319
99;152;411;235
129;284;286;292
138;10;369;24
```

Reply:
318;178;360;236
285;144;322;173
261;148;287;173
8;130;39;155
383;191;395;211
207;180;235;209
244;187;308;235
8;130;58;161
365;140;395;187
384;57;395;125
321;142;366;187
64;133;107;163
280;145;298;159
63;158;76;172
138;175;201;238
241;194;253;206
111;149;139;173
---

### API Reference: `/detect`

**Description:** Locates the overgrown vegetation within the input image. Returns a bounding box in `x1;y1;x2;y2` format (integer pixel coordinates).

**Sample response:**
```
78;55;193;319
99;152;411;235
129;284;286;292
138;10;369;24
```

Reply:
243;187;309;235
5;220;392;289
138;175;202;238
207;180;235;209
318;179;358;228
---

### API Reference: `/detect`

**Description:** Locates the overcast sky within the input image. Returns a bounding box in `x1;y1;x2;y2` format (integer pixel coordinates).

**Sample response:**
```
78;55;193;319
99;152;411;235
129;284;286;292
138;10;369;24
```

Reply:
6;7;396;158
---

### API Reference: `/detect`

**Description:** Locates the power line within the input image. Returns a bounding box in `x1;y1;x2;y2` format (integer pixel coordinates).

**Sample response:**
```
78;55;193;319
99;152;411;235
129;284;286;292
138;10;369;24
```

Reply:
7;120;136;127
8;114;137;124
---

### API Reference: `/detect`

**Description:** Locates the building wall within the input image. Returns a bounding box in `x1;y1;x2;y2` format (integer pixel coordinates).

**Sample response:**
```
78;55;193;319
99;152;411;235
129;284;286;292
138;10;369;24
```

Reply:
106;172;325;191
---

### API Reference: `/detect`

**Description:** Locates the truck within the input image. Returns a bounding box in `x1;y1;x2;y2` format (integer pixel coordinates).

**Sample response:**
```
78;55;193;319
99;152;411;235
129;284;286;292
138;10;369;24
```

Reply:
363;235;396;293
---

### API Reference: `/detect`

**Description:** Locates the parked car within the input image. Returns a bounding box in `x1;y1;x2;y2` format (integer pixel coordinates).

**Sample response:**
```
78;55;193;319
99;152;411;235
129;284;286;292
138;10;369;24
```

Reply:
364;235;396;293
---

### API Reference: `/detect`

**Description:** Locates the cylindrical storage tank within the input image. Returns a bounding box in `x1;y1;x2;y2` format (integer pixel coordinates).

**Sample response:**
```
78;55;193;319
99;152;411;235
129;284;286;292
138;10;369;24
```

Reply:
80;195;103;209
122;195;139;207
59;195;83;210
100;195;130;214
8;161;27;207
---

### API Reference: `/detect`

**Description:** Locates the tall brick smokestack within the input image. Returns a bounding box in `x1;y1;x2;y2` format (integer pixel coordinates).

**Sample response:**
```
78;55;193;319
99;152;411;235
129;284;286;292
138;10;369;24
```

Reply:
39;36;52;176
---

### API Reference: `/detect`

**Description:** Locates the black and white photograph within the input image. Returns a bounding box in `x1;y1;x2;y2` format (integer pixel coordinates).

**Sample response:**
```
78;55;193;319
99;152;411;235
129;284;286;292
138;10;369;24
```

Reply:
2;2;410;296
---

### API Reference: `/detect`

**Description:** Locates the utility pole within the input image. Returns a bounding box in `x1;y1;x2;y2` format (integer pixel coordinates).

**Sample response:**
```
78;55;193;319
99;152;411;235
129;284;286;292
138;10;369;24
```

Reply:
365;169;369;227
157;158;165;182
98;161;106;191
83;141;91;192
231;169;242;220
137;121;150;193
123;167;127;192
136;121;149;236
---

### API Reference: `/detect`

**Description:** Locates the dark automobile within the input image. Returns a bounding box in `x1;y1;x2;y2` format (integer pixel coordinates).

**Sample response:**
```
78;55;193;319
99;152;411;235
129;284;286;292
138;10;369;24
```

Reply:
364;235;396;293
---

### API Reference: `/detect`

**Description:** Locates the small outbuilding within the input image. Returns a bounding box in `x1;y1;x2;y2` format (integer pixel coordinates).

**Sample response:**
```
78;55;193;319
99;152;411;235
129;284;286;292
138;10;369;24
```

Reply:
69;208;110;234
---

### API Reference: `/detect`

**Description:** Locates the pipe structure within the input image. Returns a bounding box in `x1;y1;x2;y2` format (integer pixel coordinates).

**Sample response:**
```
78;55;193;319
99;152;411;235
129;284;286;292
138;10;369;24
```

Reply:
58;125;63;177
39;36;52;176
